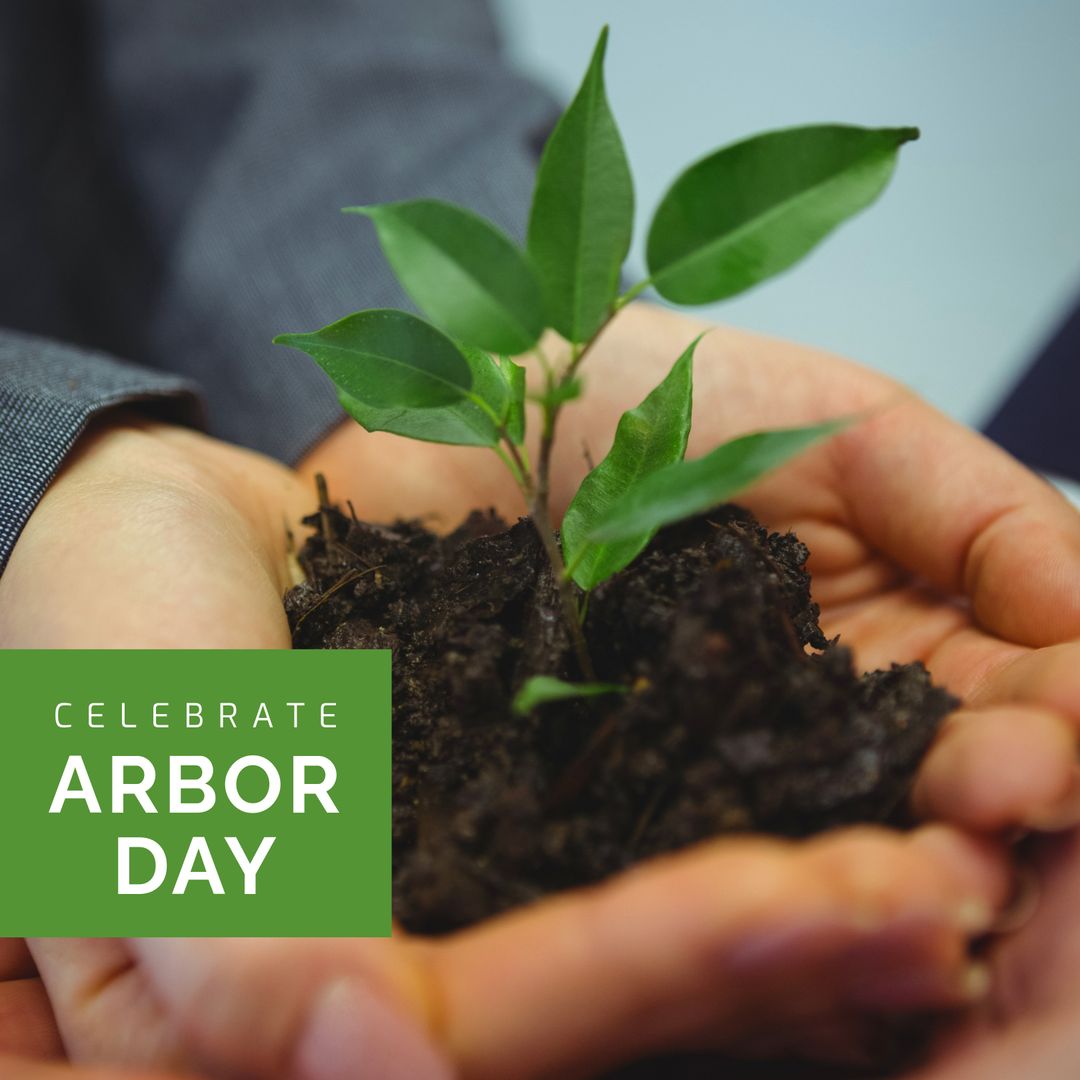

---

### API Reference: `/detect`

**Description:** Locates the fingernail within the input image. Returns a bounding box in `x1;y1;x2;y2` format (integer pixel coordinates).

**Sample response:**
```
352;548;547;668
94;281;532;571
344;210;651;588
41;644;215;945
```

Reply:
961;962;992;1001
839;916;983;1011
296;978;453;1080
954;899;993;934
846;959;988;1011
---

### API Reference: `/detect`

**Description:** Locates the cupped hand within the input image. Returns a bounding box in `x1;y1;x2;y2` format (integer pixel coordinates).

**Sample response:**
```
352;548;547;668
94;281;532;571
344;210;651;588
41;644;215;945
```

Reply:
0;938;180;1079
0;408;1008;1078
0;412;308;649
560;306;1080;842
7;297;1080;1078
892;828;1080;1080
308;300;1080;840
305;300;1080;1073
23;824;1005;1079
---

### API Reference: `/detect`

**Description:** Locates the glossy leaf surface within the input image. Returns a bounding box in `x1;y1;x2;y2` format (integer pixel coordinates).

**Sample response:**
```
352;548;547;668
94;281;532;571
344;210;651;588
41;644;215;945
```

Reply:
274;309;471;409
512;675;627;716
500;356;527;445
647;125;918;303
336;345;511;447
590;420;849;542
527;27;634;342
347;200;544;354
561;335;698;590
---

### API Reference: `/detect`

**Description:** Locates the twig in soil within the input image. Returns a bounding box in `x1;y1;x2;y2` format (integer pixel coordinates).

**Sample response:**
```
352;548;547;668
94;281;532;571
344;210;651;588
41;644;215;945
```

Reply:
294;564;386;632
629;782;670;852
283;519;306;588
545;710;620;809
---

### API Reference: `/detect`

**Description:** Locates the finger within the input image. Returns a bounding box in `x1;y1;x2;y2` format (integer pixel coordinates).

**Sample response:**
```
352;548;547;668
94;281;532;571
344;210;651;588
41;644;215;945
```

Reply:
26;939;178;1066
1;940;60;1059
0;1057;184;1079
967;641;1080;720
0;979;62;1060
126;938;452;1080
824;398;1080;647
431;826;1009;1080
914;706;1080;832
0;941;36;981
989;830;1080;1013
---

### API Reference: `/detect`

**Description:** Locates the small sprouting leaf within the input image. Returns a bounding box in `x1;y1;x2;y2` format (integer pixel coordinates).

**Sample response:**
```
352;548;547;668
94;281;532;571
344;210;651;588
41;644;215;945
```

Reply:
527;26;634;343
336;345;509;448
346;200;545;355
589;420;850;542
530;378;583;409
500;356;527;444
561;335;699;590
647;125;919;304
512;675;628;716
274;309;471;409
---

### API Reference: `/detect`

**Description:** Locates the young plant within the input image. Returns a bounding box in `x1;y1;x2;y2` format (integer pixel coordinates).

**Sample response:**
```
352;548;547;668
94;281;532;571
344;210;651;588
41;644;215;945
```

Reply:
275;26;917;705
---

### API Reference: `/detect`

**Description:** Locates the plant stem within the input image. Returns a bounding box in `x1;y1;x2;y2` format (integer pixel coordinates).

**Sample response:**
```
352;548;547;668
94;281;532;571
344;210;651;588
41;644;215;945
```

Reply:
615;278;650;308
499;433;532;493
528;489;597;681
533;345;554;382
491;310;623;681
491;431;596;680
494;445;525;489
521;310;623;679
534;311;615;518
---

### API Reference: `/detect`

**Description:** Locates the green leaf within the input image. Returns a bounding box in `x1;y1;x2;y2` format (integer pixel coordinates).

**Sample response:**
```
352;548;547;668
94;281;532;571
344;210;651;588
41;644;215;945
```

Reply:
512;675;628;716
646;125;919;304
345;200;545;355
274;309;471;409
526;26;634;343
561;335;699;590
589;420;850;542
499;356;527;445
335;345;510;447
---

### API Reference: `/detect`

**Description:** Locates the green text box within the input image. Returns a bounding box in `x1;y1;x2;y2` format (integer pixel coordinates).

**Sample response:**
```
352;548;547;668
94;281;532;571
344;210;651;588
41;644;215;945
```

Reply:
0;650;390;937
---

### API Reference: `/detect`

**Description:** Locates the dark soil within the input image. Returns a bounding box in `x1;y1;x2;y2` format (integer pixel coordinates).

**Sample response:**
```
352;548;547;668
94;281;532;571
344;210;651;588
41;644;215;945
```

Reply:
287;500;955;939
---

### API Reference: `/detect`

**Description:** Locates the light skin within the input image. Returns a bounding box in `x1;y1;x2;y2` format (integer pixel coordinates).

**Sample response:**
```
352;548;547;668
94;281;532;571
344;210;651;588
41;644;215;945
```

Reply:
2;304;1080;1077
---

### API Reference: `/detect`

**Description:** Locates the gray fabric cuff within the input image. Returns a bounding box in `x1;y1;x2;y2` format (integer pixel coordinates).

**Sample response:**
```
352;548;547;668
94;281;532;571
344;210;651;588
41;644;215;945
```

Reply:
0;330;203;574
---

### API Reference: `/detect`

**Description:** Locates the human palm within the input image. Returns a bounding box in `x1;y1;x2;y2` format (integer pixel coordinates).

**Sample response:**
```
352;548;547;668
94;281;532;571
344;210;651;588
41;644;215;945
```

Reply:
302;301;1080;1071
890;828;1080;1080
314;302;1080;835
4;304;1080;1078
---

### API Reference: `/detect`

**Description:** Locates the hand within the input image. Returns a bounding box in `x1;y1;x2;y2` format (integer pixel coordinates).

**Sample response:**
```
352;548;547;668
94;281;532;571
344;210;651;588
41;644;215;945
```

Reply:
899;830;1080;1080
1;417;1015;1078
0;411;310;648
308;301;1080;840
9;299;1079;1077
304;301;1080;1073
24;825;1006;1079
0;939;179;1080
0;409;1011;1078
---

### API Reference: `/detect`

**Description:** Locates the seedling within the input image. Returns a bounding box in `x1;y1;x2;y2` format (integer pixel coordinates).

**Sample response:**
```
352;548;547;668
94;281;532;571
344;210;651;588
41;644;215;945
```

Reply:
275;27;916;707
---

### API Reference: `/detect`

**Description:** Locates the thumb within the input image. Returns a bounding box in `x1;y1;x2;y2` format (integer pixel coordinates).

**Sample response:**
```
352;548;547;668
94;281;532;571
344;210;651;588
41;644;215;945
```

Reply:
128;938;452;1080
0;1060;180;1080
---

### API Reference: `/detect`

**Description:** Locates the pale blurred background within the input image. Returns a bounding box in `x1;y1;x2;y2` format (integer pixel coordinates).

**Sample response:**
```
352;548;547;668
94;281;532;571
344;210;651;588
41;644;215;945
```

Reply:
494;0;1080;429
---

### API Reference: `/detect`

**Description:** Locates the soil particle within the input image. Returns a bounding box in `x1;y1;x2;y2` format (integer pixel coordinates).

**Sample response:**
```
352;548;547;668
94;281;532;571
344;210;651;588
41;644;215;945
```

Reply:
287;502;954;939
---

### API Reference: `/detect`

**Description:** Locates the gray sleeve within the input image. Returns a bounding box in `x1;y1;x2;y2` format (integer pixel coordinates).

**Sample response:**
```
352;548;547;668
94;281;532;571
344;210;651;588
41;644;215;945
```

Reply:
87;0;558;460
0;331;202;574
0;0;558;576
